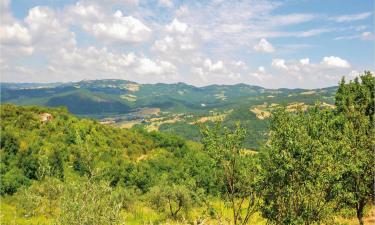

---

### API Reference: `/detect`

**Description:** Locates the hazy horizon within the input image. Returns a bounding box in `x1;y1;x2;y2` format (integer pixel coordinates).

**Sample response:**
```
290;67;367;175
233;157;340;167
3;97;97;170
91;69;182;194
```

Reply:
1;77;342;89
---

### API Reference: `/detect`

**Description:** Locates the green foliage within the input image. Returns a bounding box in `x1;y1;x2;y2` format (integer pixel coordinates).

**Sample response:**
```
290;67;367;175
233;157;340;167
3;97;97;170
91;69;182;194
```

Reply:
15;177;64;217
259;107;346;225
335;71;375;225
46;91;131;115
223;106;268;149
1;79;336;150
148;183;193;219
48;148;64;179
0;72;371;225
0;103;217;223
201;122;259;225
0;104;161;194
58;178;123;225
0;168;29;195
159;122;202;142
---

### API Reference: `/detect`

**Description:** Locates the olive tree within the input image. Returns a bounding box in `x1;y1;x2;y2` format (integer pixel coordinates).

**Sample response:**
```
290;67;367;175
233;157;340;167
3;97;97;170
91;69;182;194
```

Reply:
148;183;193;219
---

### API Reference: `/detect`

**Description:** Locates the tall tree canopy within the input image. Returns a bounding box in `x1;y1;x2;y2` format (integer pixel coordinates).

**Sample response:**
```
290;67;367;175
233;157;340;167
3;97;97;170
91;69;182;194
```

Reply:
335;71;375;225
258;107;346;225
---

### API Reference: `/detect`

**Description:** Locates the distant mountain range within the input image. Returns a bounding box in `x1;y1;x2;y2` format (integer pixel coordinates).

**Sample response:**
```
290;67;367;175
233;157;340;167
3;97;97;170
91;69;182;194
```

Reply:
0;79;337;115
0;79;338;149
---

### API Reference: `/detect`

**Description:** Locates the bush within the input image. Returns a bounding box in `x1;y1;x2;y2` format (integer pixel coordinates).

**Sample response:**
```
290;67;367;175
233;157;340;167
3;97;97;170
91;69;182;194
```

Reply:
58;178;123;225
0;168;29;195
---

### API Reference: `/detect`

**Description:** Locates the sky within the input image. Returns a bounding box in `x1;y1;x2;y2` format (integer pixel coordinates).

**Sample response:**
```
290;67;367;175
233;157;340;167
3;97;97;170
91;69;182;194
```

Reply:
0;0;374;88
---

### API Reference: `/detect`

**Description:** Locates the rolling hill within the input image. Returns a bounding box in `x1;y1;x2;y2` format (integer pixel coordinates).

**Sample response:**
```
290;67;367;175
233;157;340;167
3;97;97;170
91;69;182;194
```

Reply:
0;79;337;149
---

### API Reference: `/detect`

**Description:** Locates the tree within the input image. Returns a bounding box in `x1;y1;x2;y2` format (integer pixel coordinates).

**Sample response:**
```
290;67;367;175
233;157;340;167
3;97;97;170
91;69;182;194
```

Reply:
200;122;258;225
259;107;345;224
148;183;193;219
335;71;375;225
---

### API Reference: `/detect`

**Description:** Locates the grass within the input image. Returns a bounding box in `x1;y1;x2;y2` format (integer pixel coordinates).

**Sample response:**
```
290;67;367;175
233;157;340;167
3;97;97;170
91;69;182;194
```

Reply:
1;195;374;225
0;198;53;225
335;205;375;225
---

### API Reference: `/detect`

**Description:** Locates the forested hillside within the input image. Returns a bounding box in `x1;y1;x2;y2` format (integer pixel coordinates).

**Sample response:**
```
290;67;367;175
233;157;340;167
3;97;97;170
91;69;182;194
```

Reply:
0;103;221;224
0;72;374;225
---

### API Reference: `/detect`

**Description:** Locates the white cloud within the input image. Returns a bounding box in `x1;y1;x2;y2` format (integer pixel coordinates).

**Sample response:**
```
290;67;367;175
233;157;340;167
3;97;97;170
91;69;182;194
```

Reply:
204;59;225;72
79;0;139;9
66;2;102;22
231;61;247;70
296;28;330;37
360;31;374;40
87;10;151;43
0;3;35;60
1;45;34;58
259;57;358;88
25;6;76;50
258;66;266;73
153;35;174;52
250;66;272;82
0;0;371;88
254;38;275;53
334;31;375;41
271;59;288;70
269;13;315;26
299;58;310;65
166;18;188;33
188;57;250;86
0;22;32;45
33;46;179;82
331;12;372;22
158;0;173;8
108;0;139;6
321;56;351;68
136;58;177;76
151;17;198;64
153;34;195;53
65;4;151;44
173;1;332;58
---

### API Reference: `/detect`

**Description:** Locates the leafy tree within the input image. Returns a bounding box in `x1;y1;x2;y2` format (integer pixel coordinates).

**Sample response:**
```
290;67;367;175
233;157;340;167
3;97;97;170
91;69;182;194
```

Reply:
335;72;375;225
201;122;259;225
259;107;345;224
148;183;193;219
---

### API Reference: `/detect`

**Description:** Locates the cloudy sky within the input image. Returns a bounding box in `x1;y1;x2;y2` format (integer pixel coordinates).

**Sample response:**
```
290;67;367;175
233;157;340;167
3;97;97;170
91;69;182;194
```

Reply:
0;0;374;88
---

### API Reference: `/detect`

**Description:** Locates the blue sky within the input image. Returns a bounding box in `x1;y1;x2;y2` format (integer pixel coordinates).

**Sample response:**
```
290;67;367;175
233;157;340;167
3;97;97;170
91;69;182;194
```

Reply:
0;0;374;88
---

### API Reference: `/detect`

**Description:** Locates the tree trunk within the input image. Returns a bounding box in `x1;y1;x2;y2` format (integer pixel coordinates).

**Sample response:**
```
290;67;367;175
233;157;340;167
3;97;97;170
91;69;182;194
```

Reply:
356;200;365;225
357;212;364;225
